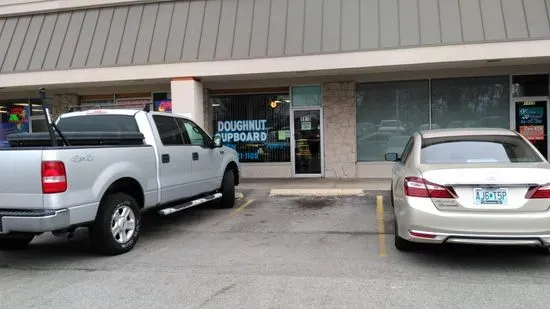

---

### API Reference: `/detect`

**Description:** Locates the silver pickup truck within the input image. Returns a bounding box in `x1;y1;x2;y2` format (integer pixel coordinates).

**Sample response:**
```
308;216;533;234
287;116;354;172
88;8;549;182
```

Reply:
0;108;240;255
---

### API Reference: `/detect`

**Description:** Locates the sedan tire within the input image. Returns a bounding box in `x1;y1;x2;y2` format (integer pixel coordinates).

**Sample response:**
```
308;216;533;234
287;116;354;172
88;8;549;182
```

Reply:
394;219;418;251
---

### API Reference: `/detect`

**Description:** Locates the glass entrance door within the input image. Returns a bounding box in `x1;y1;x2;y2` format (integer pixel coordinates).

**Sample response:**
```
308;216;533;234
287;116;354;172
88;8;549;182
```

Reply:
515;100;549;158
293;109;322;176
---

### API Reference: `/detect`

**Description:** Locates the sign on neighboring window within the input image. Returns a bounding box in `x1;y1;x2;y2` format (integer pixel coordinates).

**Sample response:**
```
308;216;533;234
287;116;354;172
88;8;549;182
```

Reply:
153;92;172;113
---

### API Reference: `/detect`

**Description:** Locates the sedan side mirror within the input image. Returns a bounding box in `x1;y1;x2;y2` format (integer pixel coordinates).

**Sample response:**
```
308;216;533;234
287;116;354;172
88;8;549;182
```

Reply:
385;152;399;162
212;135;223;148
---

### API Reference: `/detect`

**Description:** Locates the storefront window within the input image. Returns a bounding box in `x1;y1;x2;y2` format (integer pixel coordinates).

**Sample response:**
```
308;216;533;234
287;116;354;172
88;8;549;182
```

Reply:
152;92;172;112
0;100;31;147
211;93;291;163
431;76;509;130
356;80;429;161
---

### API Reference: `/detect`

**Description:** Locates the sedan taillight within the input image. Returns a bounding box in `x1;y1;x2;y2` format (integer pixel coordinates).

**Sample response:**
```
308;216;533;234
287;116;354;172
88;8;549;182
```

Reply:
404;176;457;199
525;183;550;199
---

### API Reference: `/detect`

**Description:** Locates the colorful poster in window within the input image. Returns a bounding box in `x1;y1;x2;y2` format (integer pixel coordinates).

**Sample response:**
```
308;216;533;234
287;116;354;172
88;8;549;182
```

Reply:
519;125;545;141
155;99;172;112
0;104;30;147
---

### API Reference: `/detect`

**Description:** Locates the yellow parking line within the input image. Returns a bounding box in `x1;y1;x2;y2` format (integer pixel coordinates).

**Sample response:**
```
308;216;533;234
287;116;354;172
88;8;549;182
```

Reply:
376;195;387;257
229;199;255;218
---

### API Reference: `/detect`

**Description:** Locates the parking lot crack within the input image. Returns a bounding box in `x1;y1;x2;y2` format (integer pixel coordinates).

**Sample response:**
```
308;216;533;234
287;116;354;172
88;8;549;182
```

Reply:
0;264;103;272
199;283;237;308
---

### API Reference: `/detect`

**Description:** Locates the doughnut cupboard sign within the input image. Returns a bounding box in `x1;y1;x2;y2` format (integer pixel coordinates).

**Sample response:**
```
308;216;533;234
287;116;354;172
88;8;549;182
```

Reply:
216;120;268;143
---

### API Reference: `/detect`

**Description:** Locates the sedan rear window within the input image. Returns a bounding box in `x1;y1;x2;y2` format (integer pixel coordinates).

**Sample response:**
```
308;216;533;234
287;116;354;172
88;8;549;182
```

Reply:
420;135;543;164
57;115;140;133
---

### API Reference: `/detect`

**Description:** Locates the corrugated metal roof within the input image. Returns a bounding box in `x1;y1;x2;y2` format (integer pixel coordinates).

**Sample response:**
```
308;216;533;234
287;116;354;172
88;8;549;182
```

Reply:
0;0;549;74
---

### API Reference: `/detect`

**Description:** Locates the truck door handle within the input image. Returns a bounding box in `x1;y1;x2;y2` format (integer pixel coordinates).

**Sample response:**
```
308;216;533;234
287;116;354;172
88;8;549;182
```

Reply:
192;152;199;160
161;154;170;163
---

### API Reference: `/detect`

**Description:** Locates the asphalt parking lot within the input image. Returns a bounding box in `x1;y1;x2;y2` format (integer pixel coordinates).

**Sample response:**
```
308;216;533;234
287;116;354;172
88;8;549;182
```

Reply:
2;190;550;309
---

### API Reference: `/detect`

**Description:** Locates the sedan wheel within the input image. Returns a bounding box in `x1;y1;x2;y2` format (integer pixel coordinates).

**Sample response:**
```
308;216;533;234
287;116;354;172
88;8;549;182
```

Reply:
394;218;418;251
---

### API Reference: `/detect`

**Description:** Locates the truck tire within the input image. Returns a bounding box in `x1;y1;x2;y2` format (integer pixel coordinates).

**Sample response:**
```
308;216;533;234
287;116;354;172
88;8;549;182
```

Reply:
218;169;236;209
89;193;141;256
0;235;34;251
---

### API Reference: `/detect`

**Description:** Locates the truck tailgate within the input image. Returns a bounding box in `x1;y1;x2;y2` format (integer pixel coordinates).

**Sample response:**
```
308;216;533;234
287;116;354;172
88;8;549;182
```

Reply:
0;149;44;209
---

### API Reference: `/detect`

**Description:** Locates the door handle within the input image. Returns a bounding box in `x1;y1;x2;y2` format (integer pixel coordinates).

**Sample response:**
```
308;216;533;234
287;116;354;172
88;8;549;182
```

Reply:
220;150;225;155
192;152;199;160
161;154;170;163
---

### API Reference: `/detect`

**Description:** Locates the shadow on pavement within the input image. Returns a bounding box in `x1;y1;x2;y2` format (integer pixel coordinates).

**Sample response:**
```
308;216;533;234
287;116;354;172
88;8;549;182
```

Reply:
0;198;245;261
398;242;550;272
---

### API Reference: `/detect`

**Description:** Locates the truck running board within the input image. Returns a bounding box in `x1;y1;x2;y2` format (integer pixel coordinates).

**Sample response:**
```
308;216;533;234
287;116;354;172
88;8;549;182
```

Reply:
157;193;223;216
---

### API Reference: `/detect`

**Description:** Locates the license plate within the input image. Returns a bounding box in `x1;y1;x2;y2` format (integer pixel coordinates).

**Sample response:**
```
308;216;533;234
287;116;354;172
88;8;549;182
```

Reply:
474;188;508;205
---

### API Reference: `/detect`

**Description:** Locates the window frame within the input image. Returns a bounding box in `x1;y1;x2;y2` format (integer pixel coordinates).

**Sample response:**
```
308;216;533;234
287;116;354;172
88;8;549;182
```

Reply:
152;114;186;146
400;136;415;164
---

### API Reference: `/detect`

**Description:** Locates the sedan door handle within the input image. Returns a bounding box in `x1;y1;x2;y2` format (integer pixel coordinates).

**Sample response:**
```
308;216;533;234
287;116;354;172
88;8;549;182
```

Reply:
192;152;199;161
161;154;170;163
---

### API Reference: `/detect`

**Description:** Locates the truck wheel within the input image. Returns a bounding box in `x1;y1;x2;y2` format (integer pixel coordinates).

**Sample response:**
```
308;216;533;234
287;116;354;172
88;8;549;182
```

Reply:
89;193;141;255
218;169;236;209
0;235;34;251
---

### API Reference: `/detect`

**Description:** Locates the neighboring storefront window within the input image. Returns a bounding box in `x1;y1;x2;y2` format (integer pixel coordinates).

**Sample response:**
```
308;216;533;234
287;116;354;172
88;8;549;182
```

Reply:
356;76;511;162
431;76;509;131
211;93;291;163
356;80;429;161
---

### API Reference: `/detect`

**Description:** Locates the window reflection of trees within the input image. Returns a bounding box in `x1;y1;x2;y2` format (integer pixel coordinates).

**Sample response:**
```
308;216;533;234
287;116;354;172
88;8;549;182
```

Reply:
431;76;509;129
356;76;510;162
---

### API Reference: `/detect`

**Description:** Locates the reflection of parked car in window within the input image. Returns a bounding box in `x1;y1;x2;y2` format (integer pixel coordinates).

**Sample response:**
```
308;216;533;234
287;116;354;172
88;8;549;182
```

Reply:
446;120;464;128
418;124;441;131
357;122;377;136
377;119;408;134
476;116;509;129
357;131;401;159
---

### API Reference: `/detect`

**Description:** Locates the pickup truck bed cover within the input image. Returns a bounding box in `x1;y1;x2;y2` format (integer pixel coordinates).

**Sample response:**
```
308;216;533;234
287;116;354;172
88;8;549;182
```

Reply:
7;132;145;147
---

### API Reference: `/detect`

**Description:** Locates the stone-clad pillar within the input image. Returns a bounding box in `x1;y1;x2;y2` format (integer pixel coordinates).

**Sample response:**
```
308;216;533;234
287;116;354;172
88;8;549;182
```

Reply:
322;81;357;178
51;94;78;120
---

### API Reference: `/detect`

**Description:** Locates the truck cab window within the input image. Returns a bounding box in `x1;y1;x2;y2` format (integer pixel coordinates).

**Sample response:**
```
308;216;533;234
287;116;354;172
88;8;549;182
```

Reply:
152;115;184;145
181;119;210;147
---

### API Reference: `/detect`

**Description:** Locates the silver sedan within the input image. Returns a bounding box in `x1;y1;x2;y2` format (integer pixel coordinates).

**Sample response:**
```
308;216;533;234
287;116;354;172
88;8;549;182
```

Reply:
385;128;550;252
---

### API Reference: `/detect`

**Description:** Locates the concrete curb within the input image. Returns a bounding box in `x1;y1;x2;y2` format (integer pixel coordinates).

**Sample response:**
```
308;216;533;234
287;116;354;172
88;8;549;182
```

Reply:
269;188;366;196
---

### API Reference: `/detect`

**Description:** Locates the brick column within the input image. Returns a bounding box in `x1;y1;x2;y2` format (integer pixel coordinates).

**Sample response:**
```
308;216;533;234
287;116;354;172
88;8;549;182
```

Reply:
322;81;357;178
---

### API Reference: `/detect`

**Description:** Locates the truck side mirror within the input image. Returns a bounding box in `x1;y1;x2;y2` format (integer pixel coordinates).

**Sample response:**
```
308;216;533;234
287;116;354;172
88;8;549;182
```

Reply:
213;135;223;148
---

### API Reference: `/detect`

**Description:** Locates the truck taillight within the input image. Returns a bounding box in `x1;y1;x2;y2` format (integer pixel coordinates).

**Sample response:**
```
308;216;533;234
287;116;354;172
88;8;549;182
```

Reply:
41;161;67;194
404;176;457;199
525;183;550;199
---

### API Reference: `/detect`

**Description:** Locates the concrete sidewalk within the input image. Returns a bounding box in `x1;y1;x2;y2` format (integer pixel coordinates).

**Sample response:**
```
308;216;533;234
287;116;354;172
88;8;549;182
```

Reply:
238;178;390;196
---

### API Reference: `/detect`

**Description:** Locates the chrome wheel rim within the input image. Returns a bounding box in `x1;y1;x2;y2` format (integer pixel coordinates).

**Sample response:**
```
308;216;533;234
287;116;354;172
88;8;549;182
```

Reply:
111;204;136;244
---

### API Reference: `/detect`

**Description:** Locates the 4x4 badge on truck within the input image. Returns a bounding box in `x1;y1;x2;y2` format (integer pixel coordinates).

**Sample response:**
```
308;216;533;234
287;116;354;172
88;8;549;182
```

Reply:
71;154;94;163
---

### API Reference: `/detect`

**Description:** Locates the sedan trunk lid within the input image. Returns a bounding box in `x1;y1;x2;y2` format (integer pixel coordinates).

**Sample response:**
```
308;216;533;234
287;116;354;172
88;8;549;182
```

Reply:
419;163;550;213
